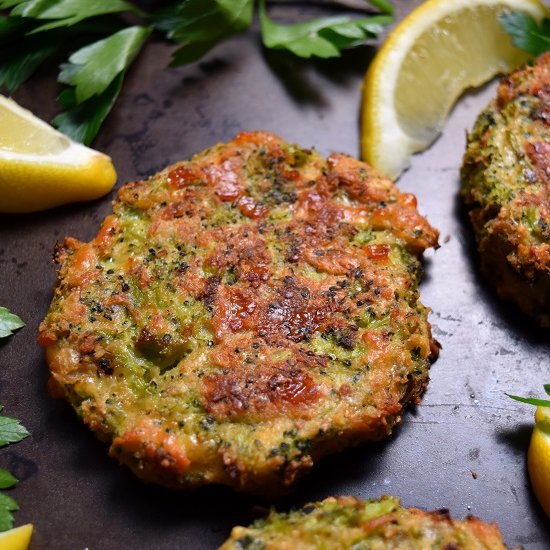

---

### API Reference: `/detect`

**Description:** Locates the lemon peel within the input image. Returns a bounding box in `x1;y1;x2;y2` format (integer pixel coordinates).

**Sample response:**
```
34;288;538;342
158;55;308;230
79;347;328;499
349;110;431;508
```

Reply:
0;95;116;213
0;524;33;550
361;0;549;179
529;406;550;518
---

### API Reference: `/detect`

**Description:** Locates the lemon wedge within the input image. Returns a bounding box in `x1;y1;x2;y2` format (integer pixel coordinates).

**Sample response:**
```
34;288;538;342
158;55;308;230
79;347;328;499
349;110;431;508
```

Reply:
528;406;550;518
0;95;117;213
361;0;549;179
0;524;33;550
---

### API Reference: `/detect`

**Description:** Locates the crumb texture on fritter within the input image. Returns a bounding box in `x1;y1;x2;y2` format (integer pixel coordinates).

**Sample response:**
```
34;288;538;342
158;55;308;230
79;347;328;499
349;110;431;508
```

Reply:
219;496;508;549
461;53;550;326
39;131;438;493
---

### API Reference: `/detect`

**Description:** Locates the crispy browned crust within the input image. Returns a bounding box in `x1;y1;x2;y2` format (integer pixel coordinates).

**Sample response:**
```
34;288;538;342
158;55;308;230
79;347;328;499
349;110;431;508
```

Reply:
461;53;550;326
39;132;438;493
219;496;508;549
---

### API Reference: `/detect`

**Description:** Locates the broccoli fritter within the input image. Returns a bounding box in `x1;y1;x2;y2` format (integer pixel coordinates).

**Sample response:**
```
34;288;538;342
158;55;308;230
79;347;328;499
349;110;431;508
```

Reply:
219;496;508;549
461;53;550;326
39;131;438;494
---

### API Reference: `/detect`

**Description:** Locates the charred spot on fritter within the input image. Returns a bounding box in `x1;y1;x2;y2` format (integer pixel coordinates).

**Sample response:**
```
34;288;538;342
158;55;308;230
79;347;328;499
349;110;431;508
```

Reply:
39;131;438;494
461;53;550;327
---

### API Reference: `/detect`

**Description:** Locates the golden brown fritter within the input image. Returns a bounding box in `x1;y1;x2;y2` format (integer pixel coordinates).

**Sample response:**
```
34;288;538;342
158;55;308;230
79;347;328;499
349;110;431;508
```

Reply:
219;496;508;549
39;131;438;494
461;53;550;326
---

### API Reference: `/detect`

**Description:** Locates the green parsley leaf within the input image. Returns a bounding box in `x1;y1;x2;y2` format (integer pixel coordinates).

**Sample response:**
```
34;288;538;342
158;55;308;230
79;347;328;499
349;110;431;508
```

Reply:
52;25;150;144
0;13;28;43
0;30;60;92
259;0;392;58
0;493;18;532
58;25;151;103
0;414;30;447
0;308;24;339
0;410;30;532
0;469;17;490
0;13;64;92
53;71;124;145
156;0;254;66
506;384;550;407
365;0;394;15
507;384;550;407
2;0;141;33
507;393;550;407
0;1;24;8
169;41;222;67
499;11;550;56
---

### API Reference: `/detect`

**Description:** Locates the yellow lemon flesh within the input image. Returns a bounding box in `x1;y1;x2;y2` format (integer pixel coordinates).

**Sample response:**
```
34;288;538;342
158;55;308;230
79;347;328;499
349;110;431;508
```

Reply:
361;0;549;179
0;95;117;213
0;524;33;550
528;406;550;518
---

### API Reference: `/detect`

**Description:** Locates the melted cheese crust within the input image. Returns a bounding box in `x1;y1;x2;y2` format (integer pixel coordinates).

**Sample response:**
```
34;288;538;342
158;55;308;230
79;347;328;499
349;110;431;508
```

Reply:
462;53;550;326
40;131;438;493
220;496;508;549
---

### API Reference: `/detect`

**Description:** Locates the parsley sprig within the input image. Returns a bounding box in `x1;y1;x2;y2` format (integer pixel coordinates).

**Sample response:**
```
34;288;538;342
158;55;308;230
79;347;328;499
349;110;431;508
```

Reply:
499;10;550;57
156;0;256;66
0;307;28;530
507;384;550;408
259;0;391;58
0;406;29;532
0;307;24;339
0;0;393;145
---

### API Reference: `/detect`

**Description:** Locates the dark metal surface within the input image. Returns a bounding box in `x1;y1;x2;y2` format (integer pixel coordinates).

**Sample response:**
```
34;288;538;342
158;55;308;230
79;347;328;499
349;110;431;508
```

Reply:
1;2;549;548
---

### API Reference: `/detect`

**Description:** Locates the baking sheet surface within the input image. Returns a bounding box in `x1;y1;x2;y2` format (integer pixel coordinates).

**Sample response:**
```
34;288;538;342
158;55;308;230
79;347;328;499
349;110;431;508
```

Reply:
1;2;549;548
